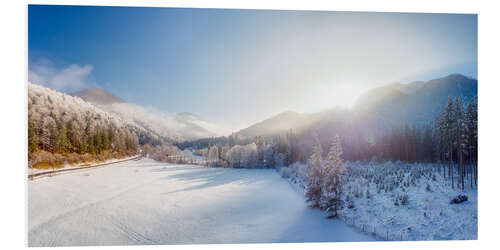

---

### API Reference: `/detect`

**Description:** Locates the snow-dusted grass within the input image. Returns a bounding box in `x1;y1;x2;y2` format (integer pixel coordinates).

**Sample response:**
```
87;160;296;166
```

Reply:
28;155;140;177
281;161;478;241
28;158;376;247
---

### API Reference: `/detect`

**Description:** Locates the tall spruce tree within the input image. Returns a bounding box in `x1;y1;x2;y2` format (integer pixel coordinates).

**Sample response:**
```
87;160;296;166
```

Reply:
454;97;466;190
322;134;346;216
465;97;478;186
306;136;324;208
28;121;37;157
442;97;455;188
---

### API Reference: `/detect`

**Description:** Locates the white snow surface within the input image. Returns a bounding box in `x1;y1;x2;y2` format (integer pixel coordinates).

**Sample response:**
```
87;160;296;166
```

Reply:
28;158;376;246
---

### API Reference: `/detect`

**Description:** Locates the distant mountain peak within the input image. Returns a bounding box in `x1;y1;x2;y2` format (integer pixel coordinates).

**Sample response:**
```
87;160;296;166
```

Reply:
71;88;126;106
444;73;470;79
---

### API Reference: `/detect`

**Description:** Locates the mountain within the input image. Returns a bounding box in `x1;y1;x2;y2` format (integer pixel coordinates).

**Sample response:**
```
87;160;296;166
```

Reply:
237;111;315;138
355;74;477;124
235;74;477;139
71;88;219;142
72;88;126;106
354;83;408;113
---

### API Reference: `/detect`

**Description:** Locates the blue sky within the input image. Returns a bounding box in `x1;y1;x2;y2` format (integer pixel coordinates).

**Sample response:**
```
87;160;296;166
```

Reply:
28;5;477;131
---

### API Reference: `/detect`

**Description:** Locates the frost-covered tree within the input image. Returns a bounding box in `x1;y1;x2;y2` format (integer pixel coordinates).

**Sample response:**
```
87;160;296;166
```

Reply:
454;97;467;191
55;121;69;153
226;143;258;168
262;143;275;168
322;134;346;216
208;145;219;166
465;97;478;186
306;137;324;208
442;97;455;188
40;116;56;152
28;121;37;156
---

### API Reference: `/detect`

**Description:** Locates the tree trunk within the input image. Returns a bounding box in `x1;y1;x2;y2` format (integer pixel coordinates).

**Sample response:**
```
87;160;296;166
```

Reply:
450;146;454;189
442;152;446;178
474;152;477;186
468;149;471;188
461;152;464;191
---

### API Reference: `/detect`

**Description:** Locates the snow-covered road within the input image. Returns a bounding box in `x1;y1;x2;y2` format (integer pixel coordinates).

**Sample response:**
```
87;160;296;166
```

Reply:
28;158;376;246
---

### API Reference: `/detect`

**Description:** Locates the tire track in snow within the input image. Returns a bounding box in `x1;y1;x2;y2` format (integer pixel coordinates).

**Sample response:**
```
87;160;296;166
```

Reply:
104;213;159;245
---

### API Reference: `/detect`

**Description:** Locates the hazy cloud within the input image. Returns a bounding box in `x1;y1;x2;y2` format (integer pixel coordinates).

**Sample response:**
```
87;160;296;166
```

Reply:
28;59;97;92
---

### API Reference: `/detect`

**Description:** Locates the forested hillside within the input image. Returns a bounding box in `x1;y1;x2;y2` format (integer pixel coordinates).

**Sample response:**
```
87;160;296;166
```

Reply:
28;83;139;168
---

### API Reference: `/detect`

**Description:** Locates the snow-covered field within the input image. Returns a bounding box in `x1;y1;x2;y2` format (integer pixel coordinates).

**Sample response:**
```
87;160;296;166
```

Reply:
28;158;376;247
282;161;478;241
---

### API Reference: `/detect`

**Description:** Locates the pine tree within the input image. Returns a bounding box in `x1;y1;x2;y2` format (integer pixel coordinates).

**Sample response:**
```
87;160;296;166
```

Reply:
306;136;324;208
80;135;87;154
322;134;346;216
28;121;37;157
102;129;109;151
454;97;466;191
107;125;114;150
41;116;56;152
94;132;102;154
442;97;455;188
465;97;478;187
88;135;95;154
56;122;69;153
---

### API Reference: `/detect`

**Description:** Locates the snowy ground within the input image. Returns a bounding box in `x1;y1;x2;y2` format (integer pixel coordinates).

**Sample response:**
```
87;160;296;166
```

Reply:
28;158;376;247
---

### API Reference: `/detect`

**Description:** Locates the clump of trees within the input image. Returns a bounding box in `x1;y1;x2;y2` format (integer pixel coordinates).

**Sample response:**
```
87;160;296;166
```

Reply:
434;96;478;190
28;84;139;168
192;132;300;169
140;144;189;163
306;135;347;217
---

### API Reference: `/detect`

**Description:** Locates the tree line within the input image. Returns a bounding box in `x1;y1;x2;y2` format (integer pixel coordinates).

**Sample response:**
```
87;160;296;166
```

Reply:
28;116;138;157
434;96;478;190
